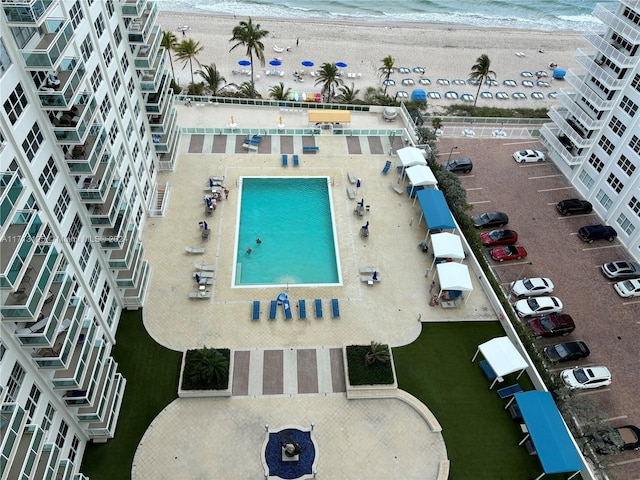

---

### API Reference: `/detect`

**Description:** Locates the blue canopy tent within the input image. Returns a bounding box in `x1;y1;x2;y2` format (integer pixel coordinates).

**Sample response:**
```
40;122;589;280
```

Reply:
513;391;583;480
411;89;427;102
552;68;566;79
416;189;456;231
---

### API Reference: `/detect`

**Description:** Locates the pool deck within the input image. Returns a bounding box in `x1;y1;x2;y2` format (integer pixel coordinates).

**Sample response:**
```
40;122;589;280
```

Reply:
133;103;498;479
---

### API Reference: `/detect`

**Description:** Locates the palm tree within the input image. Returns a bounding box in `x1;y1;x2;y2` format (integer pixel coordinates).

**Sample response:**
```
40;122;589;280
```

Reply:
468;54;496;107
379;55;395;96
195;63;226;95
336;82;360;103
237;81;261;99
161;30;178;80
187;348;229;388
365;341;390;366
229;18;269;95
175;38;204;85
314;62;343;102
269;82;291;101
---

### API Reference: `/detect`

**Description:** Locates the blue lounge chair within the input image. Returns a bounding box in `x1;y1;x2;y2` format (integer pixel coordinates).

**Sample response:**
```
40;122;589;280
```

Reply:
269;300;278;320
314;299;323;318
282;154;288;167
293;154;299;166
252;300;260;321
298;299;307;319
331;298;340;318
282;299;292;320
381;160;391;175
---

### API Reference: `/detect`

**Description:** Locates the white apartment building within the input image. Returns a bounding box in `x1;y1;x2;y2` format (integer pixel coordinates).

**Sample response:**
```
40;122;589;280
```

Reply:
0;1;178;478
541;0;640;262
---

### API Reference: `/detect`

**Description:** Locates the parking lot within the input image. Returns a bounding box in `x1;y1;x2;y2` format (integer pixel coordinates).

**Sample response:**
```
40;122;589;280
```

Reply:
438;137;640;474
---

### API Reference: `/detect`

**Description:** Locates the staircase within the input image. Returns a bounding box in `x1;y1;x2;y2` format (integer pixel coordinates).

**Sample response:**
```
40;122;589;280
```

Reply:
149;182;170;217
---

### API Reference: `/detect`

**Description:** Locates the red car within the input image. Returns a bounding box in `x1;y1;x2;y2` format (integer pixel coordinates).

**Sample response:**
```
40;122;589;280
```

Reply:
480;229;518;246
490;245;527;262
527;314;575;338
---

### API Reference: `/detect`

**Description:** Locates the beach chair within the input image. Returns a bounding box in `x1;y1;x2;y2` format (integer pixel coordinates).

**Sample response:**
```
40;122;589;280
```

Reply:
347;172;357;184
298;299;307;319
185;246;205;254
194;263;215;271
293;155;299;167
346;187;355;200
269;300;278;320
252;301;260;321
381;160;391;175
314;299;323;319
282;154;288;167
391;183;404;195
331;299;340;318
282;298;293;320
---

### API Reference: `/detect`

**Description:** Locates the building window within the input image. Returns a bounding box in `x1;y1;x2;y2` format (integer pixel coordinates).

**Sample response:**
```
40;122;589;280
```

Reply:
25;383;41;421
607;173;624;194
132;145;139;162
136;205;143;225
4;82;28;124
41;403;55;431
0;38;12;76
69;1;83;28
134;101;140;117
127;119;134;138
119;98;127;117
103;44;113;67
595;189;613;210
143;180;150;200
588;153;604;173
616;213;636;235
100;96;110;120
111;73;121;93
22;122;43;161
69;435;80;462
127;78;135;96
109;123;119;145
89;263;101;291
80;36;93;62
619;96;638;117
631;135;640;155
54;187;70;222
114;25;122;45
632;73;640;91
90;68;103;91
608;116;626;137
106;0;115;17
55;420;68;449
0;341;6;362
39;156;58;194
99;284;110;311
617;155;636;177
629;196;640;216
94;14;105;37
79;240;92;271
121;56;128;74
598;135;615;155
137;162;144;181
67;214;82;249
123;167;131;188
578;169;593;189
6;361;26;402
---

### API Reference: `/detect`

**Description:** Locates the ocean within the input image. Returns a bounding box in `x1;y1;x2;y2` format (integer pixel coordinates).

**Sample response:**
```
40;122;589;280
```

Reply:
156;0;602;32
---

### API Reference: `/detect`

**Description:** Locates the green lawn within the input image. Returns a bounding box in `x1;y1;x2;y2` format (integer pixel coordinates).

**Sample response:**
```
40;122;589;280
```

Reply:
80;310;182;480
393;322;576;480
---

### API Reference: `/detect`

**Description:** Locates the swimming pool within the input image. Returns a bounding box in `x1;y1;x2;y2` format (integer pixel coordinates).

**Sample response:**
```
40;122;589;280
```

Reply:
233;177;341;287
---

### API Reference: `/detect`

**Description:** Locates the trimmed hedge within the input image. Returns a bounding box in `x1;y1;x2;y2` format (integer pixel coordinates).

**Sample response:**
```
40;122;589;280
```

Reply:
346;345;395;385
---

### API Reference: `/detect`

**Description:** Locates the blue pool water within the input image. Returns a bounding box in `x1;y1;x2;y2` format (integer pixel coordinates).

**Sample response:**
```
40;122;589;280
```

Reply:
235;177;340;286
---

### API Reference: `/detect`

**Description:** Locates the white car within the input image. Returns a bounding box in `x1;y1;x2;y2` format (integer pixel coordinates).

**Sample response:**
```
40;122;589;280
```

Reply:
512;150;546;163
561;366;612;390
613;278;640;298
515;296;563;317
510;277;554;297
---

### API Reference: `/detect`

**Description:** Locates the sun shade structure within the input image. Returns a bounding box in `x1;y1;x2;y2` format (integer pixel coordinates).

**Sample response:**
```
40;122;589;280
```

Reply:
308;110;351;124
513;391;584;479
397;146;427;168
436;262;473;300
429;232;465;271
406;165;437;198
471;336;528;388
416;189;456;230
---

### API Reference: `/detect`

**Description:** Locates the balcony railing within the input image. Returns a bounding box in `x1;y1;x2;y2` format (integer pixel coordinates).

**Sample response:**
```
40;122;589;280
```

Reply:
77;156;116;202
122;260;150;308
21;18;74;69
564;70;615;111
540;124;585;166
5;424;45;480
0;172;24;226
127;1;157;44
3;0;54;25
0;210;44;289
133;25;161;70
0;404;27;471
108;225;139;269
86;374;125;439
53;318;98;389
38;57;87;109
556;95;603;131
65;124;107;173
593;3;640;44
33;310;83;368
583;32;638;68
547;108;596;149
120;0;148;17
88;182;123;226
52;93;98;144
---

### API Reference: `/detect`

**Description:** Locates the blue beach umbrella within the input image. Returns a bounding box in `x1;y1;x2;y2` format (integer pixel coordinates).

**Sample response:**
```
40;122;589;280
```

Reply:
301;60;314;67
336;62;347;68
238;59;251;66
269;59;282;66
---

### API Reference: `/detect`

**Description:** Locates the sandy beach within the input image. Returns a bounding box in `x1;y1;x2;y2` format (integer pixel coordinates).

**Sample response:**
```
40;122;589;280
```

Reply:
157;10;589;110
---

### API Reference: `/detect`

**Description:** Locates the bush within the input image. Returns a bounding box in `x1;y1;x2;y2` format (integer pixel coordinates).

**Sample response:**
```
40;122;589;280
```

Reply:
441;104;549;118
346;345;394;385
181;347;230;390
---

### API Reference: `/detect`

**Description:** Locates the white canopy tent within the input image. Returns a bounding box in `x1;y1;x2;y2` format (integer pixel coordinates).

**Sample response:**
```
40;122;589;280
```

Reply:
406;165;437;199
471;336;529;389
397;146;427;169
435;262;473;304
429;233;465;271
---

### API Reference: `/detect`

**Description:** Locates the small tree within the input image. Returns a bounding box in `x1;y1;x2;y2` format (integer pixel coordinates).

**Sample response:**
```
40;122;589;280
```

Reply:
187;347;229;388
175;38;204;85
468;54;496;107
379;55;395;97
365;341;390;366
195;63;226;95
269;82;291;101
336;82;360;103
431;117;443;132
229;18;269;94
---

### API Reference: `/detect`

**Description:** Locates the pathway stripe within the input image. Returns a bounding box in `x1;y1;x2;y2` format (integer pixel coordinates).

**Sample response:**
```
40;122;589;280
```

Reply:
262;350;284;395
330;347;346;392
231;350;250;396
297;349;319;394
188;134;204;153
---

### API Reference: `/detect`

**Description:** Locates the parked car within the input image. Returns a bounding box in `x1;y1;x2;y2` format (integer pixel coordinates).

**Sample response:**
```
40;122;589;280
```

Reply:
527;314;575;338
601;261;640;280
480;229;518;246
561;366;612;390
578;224;617;243
589;425;640;454
490;245;527;262
556;199;593;216
472;211;509;229
543;341;590;362
515;296;563;317
510;277;554;297
513;149;546;163
613;278;640;298
441;157;473;173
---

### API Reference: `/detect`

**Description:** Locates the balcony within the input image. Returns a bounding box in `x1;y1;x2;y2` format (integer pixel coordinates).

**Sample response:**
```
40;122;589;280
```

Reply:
32;309;84;369
0;172;24;226
574;49;627;90
52;319;98;389
99;204;130;249
145;73;171;113
1;245;60;319
77;358;117;422
0;210;43;289
76;156;116;203
158;129;181;171
64;125;107;173
3;0;55;25
127;1;158;44
21;18;74;69
55;459;74;480
120;0;148;18
0;404;28;473
564;70;615;111
583;32;638;68
547;108;596;149
31;443;60;480
108;225;139;269
87;182;124;226
122;259;150;308
87;375;125;440
52;93;98;144
38;57;87;109
134;25;161;70
139;50;165;92
114;243;144;287
4;424;46;480
62;340;107;406
557;94;604;131
540;124;585;166
593;3;640;44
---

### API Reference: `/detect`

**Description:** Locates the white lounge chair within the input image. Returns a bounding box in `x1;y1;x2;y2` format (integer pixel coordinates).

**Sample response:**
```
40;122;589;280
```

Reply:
185;246;205;254
194;263;215;271
347;172;357;184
